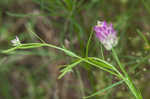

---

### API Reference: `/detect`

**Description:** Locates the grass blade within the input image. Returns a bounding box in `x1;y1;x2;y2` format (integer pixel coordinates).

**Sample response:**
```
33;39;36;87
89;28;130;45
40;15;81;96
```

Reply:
137;29;149;46
86;28;94;57
58;59;82;79
83;80;124;99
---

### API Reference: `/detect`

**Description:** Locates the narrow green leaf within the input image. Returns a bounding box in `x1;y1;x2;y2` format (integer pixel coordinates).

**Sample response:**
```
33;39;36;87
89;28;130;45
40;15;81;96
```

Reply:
83;80;124;99
88;57;116;70
80;58;120;78
137;29;149;46
6;11;47;17
58;59;82;79
86;28;94;57
2;43;45;53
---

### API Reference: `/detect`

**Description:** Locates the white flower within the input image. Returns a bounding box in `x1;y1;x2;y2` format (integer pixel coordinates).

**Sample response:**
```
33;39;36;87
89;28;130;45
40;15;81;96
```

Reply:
11;36;21;46
102;33;118;50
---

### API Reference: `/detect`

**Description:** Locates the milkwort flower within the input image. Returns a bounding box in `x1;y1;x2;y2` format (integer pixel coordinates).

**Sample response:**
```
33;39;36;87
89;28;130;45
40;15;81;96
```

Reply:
94;21;118;50
11;36;21;46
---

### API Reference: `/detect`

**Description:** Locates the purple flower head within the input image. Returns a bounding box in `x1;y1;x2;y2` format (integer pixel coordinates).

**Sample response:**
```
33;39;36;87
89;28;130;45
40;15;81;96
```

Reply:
94;21;118;50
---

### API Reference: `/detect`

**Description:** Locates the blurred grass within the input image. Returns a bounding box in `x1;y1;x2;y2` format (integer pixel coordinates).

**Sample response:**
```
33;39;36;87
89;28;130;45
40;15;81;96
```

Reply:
0;0;150;99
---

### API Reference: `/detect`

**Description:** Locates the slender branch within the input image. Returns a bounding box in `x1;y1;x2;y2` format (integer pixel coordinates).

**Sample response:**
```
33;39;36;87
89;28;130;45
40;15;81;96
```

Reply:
86;28;94;57
111;48;143;99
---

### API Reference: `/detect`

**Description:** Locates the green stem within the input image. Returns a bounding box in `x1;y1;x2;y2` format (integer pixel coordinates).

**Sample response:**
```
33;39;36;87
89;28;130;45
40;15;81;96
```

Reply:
76;70;85;97
100;43;104;60
112;48;127;76
86;28;94;57
112;48;143;99
43;43;119;77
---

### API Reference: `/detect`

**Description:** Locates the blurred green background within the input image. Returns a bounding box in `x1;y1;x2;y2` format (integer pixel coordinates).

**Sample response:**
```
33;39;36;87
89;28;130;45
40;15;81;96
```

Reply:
0;0;150;99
